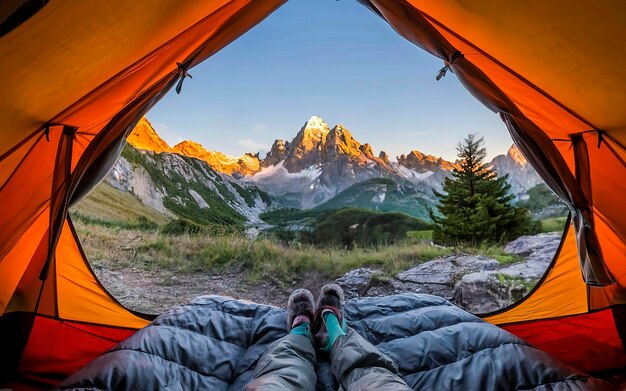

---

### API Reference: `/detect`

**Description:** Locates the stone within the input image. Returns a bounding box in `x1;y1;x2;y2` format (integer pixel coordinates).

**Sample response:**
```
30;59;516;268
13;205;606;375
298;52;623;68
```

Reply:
504;232;561;258
452;272;506;313
500;233;561;279
335;268;384;299
452;271;538;313
336;232;563;313
392;255;500;300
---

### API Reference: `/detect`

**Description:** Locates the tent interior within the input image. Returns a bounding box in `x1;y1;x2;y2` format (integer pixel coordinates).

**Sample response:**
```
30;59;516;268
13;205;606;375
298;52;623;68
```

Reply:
1;0;626;388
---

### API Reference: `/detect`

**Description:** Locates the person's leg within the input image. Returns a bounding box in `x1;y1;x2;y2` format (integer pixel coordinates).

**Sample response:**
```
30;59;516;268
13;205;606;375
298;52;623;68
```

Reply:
244;289;317;391
316;284;411;391
330;327;411;391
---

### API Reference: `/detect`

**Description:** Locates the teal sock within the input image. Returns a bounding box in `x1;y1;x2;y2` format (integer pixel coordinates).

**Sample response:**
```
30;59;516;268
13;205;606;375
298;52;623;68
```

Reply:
320;312;346;352
290;322;311;338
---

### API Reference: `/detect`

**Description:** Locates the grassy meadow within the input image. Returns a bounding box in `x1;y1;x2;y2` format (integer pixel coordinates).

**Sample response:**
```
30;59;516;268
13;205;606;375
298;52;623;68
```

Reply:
71;181;568;289
73;216;451;288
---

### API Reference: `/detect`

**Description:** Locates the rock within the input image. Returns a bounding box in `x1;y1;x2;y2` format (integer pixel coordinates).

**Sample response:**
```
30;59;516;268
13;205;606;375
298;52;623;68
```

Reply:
337;232;562;313
108;155;172;215
453;272;537;313
359;143;374;157
189;189;209;209
397;150;458;173
262;139;288;168
504;232;561;257
452;272;507;313
500;233;561;279
392;255;499;300
489;144;543;195
244;227;260;240
447;234;561;313
335;268;384;299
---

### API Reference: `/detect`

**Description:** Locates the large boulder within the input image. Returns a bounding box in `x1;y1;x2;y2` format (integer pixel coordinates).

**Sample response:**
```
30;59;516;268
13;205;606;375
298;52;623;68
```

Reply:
452;272;535;313
500;233;562;279
391;255;499;300
334;232;563;313
504;232;562;258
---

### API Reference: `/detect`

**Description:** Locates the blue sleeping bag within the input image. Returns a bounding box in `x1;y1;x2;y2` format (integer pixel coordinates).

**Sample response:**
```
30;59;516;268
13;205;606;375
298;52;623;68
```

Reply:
59;294;612;390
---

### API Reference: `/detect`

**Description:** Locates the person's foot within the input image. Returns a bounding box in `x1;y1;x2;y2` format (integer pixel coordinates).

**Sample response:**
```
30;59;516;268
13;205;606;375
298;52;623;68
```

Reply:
314;284;346;351
287;289;315;330
316;283;344;318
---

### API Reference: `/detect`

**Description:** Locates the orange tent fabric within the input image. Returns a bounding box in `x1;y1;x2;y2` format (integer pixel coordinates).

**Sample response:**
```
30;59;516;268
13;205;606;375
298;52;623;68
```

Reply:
1;0;625;387
0;0;286;387
358;0;626;373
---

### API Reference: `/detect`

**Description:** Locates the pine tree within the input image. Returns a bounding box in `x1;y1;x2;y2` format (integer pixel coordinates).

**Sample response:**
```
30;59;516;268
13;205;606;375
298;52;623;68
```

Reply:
429;134;538;246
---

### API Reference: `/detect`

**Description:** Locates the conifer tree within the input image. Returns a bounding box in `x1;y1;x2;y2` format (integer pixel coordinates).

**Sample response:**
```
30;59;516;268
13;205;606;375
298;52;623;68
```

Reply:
430;134;538;246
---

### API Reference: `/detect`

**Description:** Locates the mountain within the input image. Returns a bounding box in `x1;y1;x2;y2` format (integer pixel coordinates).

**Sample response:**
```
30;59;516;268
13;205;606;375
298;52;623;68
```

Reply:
119;115;546;224
314;177;436;221
247;115;545;211
280;115;330;171
397;150;458;173
248;116;398;208
105;145;271;227
490;145;543;196
173;140;260;178
126;117;263;178
126;117;173;153
84;119;273;228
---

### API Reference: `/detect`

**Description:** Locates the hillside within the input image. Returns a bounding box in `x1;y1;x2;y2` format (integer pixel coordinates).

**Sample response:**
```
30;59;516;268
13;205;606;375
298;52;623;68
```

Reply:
71;181;169;226
260;206;431;247
72;144;273;230
118;145;271;228
314;178;435;221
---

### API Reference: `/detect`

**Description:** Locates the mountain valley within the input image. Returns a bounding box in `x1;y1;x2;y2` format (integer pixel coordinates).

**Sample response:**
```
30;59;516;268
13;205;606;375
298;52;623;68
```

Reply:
78;115;544;229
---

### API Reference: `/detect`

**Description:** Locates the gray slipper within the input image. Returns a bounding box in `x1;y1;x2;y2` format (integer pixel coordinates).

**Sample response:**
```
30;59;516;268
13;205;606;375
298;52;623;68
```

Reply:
287;289;315;330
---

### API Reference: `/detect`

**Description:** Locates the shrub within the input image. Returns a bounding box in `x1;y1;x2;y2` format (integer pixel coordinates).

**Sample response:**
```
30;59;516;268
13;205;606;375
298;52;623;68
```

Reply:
160;219;207;235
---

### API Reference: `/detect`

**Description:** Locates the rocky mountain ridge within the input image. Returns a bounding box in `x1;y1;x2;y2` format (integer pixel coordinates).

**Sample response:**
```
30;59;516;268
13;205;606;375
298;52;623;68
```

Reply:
126;120;261;179
106;145;272;228
173;140;260;178
124;115;544;219
247;115;541;209
489;145;542;195
126;118;173;153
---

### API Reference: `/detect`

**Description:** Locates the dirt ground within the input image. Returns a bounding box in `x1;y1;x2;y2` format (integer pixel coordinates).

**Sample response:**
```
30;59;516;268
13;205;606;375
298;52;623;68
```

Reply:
91;262;330;315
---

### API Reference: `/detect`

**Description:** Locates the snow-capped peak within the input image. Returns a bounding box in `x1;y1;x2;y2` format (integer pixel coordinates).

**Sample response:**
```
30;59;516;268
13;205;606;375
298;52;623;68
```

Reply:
305;115;328;130
301;115;330;140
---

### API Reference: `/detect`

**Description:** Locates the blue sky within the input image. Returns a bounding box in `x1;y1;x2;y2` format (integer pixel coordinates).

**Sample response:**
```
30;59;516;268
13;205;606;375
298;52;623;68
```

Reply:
146;0;513;161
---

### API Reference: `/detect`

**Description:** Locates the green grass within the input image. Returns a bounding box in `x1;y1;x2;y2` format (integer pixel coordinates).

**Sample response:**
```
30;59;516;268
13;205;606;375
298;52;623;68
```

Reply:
540;216;568;233
406;230;433;242
314;177;434;221
75;220;452;288
260;208;331;226
461;245;523;265
496;274;538;301
262;207;432;248
71;181;169;226
71;212;159;231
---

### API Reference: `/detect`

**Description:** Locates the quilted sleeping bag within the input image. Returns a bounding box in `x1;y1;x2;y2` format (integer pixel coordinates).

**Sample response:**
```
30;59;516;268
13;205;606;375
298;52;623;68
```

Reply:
59;294;612;390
